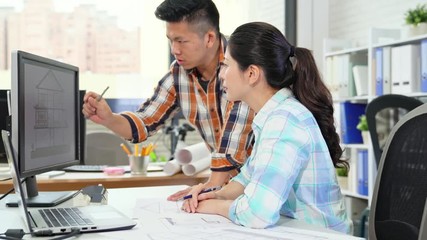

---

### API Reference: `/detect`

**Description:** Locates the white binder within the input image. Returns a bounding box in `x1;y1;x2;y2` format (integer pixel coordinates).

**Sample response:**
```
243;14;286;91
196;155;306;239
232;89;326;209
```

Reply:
391;44;421;94
382;47;392;94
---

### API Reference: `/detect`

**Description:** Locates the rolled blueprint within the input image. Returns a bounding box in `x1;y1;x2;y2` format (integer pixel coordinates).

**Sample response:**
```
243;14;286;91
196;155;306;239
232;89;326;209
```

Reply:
176;142;211;165
181;156;211;176
162;159;181;176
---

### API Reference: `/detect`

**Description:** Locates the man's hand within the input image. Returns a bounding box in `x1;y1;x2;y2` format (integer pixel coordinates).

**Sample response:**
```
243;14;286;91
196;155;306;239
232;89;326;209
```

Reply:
82;91;113;125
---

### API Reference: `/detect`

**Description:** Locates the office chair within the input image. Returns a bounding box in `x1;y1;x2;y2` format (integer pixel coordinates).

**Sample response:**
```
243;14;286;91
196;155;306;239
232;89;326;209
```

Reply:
85;131;130;166
356;95;423;237
365;94;423;167
369;103;427;240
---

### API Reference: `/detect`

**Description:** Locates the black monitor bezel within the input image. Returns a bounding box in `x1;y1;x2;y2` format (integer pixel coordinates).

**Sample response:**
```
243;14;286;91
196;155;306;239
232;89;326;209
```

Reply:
11;50;81;178
0;90;9;163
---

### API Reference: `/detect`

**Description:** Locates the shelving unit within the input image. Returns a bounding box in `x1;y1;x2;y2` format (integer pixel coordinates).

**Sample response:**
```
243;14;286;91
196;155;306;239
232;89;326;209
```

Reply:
323;28;427;207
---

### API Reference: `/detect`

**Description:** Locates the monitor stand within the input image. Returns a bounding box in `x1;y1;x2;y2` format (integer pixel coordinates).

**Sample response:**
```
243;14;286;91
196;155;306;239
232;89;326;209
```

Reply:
5;176;76;207
5;191;76;207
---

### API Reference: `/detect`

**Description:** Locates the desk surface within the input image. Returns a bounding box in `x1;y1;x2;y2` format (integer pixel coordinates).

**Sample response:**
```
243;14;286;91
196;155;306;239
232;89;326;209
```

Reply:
0;185;361;240
0;169;210;194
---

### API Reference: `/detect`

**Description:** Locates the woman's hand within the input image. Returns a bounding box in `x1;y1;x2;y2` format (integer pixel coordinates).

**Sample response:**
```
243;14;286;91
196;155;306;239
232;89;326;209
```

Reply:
195;199;233;218
167;186;192;201
181;183;218;213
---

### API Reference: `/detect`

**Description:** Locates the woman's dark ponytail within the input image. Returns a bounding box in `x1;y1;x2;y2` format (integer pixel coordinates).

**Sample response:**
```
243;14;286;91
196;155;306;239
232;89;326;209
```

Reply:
292;47;348;170
228;22;348;170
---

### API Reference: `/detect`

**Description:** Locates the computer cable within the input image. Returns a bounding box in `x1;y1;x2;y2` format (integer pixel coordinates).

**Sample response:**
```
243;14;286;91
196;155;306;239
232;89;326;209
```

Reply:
34;228;81;240
0;229;27;239
0;228;80;240
50;228;81;240
0;187;14;201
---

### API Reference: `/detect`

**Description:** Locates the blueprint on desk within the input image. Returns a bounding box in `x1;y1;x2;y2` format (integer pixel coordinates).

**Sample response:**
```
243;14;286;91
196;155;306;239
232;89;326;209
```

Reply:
92;198;363;240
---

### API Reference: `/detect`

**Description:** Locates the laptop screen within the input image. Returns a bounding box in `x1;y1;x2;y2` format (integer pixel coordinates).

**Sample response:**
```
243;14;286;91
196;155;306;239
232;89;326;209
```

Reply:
1;130;35;233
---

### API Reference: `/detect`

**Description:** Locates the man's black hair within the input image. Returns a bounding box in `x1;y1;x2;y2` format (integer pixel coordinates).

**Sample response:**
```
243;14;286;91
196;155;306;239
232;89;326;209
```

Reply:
155;0;220;37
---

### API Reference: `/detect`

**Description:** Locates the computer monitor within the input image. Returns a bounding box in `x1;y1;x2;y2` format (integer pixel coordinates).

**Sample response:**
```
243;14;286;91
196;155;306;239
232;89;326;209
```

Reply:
105;98;144;113
8;50;81;207
79;90;86;165
0;90;11;164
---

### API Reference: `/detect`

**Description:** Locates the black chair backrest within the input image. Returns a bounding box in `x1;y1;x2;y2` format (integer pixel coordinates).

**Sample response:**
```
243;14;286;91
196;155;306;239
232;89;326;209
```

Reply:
369;103;427;240
365;94;423;167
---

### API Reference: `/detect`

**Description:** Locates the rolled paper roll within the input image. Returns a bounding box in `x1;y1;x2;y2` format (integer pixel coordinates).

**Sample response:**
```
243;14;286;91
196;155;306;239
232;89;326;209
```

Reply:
176;142;211;165
181;156;210;176
162;159;181;176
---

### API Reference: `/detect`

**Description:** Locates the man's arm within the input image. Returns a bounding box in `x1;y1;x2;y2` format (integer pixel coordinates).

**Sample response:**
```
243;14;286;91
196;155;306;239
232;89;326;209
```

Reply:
204;171;231;188
211;101;255;172
120;72;179;143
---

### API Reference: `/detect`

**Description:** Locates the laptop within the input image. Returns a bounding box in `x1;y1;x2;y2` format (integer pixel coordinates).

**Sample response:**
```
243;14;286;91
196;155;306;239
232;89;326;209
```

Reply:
1;130;137;236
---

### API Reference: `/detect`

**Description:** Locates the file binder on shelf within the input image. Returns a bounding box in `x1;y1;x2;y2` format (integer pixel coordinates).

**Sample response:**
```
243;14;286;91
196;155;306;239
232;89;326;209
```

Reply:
340;102;367;144
357;149;368;196
382;47;392;94
338;55;350;99
391;44;421;94
352;65;368;96
422;40;427;92
375;48;383;96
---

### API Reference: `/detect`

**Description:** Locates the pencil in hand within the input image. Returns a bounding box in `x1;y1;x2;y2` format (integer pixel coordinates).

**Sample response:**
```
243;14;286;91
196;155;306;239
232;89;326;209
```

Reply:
179;186;222;201
97;86;110;102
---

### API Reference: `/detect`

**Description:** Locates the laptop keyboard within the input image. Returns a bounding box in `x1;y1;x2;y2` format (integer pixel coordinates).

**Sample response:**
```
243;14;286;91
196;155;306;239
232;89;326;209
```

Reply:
38;208;93;227
63;165;108;172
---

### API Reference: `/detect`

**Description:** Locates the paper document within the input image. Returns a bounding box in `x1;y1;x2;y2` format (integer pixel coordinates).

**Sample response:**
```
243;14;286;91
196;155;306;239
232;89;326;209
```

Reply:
96;197;363;240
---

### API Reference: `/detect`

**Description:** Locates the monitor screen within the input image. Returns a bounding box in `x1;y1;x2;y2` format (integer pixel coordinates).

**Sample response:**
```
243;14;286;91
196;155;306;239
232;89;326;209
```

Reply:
9;50;81;207
79;90;86;165
105;98;144;113
0;90;10;163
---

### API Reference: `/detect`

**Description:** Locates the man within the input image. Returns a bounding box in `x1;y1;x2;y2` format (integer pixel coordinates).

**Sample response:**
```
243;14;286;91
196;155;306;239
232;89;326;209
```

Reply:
82;0;254;200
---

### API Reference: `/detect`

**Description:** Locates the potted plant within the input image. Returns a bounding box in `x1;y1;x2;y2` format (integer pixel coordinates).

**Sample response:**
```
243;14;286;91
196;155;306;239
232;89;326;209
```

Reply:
336;166;349;191
404;4;427;37
357;115;370;145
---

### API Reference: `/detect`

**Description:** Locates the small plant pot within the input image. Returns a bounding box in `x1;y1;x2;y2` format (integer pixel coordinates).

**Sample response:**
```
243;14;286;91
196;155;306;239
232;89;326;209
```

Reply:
361;131;370;146
337;176;349;191
403;23;427;38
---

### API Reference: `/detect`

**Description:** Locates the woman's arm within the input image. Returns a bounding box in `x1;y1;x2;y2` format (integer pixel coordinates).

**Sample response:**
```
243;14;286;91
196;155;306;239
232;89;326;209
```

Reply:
181;181;245;213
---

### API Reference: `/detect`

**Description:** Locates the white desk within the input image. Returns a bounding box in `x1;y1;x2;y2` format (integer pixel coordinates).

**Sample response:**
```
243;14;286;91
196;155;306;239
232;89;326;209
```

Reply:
0;185;361;239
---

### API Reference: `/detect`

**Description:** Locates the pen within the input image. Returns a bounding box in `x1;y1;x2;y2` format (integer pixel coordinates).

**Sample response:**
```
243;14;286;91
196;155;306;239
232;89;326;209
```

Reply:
97;86;110;102
180;186;222;200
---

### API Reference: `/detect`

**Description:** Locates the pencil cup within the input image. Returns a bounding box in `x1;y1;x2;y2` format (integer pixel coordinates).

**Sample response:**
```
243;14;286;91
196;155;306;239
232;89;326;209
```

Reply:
129;155;150;175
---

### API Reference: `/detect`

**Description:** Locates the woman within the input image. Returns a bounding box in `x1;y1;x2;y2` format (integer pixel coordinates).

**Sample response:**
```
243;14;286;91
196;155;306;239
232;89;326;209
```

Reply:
182;22;352;234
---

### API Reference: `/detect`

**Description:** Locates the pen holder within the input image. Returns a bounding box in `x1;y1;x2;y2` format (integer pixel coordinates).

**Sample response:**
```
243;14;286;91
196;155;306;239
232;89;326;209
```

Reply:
129;155;150;175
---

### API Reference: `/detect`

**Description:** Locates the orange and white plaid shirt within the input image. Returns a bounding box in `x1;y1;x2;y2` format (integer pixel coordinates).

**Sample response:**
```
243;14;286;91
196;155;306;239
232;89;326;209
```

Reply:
120;37;254;171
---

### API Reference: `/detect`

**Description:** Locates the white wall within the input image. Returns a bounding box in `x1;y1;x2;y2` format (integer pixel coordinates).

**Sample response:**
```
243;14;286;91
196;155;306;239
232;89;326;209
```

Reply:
328;0;427;46
215;0;285;35
297;0;329;73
